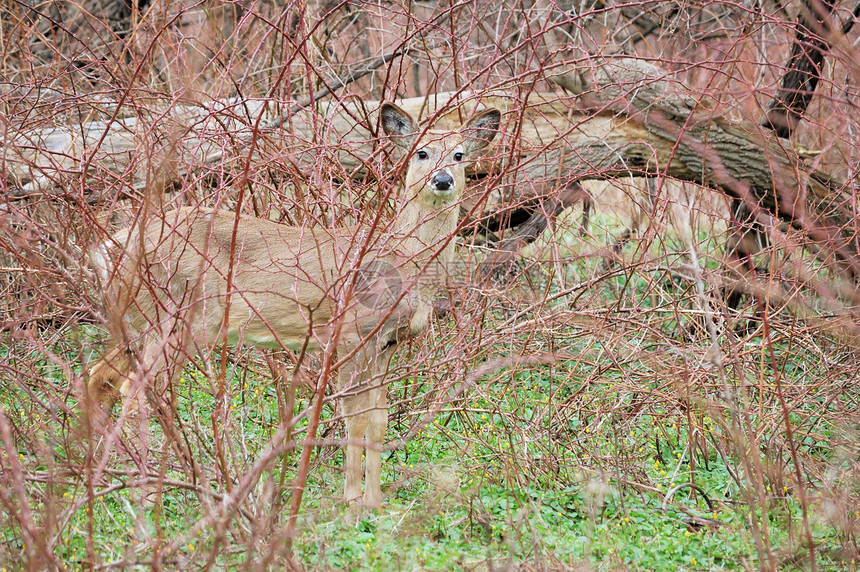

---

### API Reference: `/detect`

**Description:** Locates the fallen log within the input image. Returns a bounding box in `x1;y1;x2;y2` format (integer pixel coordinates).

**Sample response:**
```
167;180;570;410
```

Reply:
3;58;856;276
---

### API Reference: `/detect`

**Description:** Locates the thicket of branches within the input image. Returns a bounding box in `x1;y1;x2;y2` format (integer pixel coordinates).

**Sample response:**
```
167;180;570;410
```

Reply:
2;0;860;569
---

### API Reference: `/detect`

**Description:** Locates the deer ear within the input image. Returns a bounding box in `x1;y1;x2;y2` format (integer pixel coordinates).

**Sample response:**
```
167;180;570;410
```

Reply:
380;103;418;148
462;108;501;156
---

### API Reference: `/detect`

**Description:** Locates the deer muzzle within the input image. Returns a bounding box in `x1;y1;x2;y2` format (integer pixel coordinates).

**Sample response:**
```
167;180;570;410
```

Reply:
430;171;455;194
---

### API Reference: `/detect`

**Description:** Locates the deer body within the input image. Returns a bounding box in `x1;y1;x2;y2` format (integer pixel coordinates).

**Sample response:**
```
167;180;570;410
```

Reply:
87;103;500;508
105;211;425;352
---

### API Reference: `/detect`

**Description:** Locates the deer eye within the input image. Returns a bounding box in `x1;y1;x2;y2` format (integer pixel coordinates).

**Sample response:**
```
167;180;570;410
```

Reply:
416;150;428;160
453;152;464;162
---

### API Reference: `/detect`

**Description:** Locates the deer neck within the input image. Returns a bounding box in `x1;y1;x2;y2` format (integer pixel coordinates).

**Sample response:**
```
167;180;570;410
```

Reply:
394;191;459;269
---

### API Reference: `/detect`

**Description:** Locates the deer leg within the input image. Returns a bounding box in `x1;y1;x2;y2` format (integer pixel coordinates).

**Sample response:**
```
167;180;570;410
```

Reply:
116;341;163;465
113;363;161;530
118;370;150;450
339;352;373;505
363;346;393;508
343;403;370;504
339;344;394;507
364;384;389;509
86;345;134;428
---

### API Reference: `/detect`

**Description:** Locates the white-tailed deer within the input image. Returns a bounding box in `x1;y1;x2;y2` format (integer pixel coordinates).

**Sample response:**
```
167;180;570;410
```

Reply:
87;103;501;508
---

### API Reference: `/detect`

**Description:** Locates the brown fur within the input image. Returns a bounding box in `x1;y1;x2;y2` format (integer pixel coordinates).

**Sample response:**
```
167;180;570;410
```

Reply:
86;346;133;419
87;103;501;508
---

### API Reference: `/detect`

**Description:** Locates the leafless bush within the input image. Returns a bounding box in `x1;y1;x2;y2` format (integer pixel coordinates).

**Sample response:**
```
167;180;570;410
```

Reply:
2;0;860;569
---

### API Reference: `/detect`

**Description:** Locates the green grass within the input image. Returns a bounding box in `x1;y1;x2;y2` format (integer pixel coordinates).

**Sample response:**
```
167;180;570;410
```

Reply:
5;332;855;570
3;209;859;570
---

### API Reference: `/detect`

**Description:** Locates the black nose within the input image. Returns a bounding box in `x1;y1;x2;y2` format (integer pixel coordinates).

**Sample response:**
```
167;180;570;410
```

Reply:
431;172;454;191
